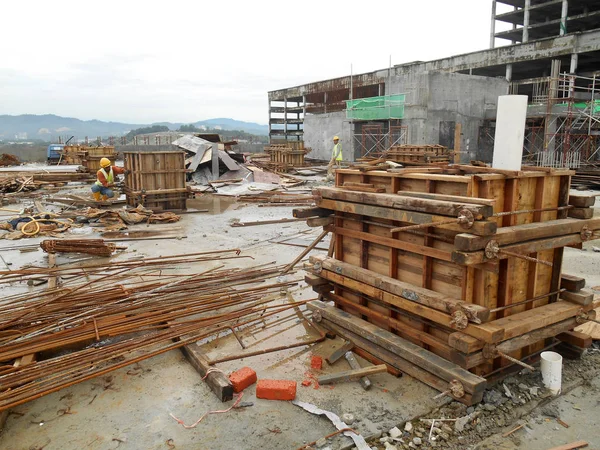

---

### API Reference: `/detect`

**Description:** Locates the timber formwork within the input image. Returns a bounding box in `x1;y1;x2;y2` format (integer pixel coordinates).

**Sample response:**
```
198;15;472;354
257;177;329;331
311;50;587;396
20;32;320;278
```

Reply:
300;165;600;405
123;151;188;210
264;143;310;172
382;144;451;166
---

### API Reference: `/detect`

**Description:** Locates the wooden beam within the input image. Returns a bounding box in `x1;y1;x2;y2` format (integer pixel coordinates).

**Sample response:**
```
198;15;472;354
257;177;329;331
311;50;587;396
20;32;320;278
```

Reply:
317;198;497;236
180;342;233;402
307;217;334;227
331;225;454;262
568;207;594;219
560;274;586;292
546;440;588;450
344;351;372;390
454;218;600;252
453;233;589;266
315;187;494;218
317;364;387;385
320;318;478;405
568;195;595;207
560;289;594;306
556;330;593;348
492;301;595;340
396;191;496;207
293;207;333;218
311;255;490;323
308;301;486;397
305;273;330;287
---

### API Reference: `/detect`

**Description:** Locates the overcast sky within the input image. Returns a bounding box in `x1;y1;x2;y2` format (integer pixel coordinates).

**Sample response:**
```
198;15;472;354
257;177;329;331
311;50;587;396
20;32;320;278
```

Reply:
0;1;510;125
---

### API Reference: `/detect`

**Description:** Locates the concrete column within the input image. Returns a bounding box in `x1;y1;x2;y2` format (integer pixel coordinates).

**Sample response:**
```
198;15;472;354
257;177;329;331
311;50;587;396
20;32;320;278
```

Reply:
490;0;496;48
506;64;513;82
560;0;568;35
523;0;531;43
570;53;578;73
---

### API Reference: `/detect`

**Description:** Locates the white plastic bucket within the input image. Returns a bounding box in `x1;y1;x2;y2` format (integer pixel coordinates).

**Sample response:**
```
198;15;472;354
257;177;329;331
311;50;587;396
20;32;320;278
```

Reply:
540;351;562;395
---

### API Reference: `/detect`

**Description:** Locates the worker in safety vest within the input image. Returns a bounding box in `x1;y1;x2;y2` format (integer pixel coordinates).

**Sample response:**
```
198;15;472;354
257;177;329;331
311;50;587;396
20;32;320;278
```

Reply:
332;136;342;163
91;157;128;201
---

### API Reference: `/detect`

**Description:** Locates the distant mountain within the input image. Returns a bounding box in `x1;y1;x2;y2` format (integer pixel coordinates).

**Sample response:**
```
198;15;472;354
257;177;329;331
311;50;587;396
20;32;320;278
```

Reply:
0;114;268;142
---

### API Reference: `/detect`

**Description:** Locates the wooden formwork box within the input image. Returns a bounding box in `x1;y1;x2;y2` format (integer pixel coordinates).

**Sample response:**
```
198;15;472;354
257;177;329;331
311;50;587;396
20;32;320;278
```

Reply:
264;144;309;171
82;146;116;173
123;151;188;210
324;167;579;376
383;144;451;165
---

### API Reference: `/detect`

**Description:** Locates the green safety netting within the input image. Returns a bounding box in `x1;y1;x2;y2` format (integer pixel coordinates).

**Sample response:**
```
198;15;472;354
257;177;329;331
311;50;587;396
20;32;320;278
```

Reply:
550;99;600;114
346;94;406;120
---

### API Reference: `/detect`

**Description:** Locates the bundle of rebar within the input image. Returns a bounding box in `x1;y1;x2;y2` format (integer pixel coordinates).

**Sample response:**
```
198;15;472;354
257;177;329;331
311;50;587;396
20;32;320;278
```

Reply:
40;239;117;257
0;249;304;411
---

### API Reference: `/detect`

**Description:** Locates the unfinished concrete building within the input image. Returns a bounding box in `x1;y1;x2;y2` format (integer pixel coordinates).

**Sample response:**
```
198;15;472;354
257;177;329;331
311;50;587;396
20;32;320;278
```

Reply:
268;0;600;165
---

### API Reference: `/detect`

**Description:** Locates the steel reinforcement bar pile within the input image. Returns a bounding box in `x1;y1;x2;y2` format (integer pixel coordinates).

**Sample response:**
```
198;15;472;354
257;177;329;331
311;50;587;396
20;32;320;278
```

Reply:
0;250;305;411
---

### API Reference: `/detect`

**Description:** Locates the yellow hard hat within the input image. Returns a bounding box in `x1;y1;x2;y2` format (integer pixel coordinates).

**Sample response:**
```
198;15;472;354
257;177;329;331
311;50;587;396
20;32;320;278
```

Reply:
333;136;340;141
100;157;111;168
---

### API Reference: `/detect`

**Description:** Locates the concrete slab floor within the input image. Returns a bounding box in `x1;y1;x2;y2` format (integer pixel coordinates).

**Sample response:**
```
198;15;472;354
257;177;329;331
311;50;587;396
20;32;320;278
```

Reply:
1;188;599;450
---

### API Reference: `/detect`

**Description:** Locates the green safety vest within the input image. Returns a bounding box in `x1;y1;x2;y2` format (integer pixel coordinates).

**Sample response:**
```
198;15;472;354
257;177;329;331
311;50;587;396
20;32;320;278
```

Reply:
95;167;114;186
332;143;343;161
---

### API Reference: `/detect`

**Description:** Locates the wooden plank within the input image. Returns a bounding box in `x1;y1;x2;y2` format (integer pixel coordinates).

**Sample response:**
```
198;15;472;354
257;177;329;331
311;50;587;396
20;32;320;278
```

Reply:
317;364;387;384
311;255;490;323
332;225;454;262
317;198;497;236
320;318;478;405
560;289;594;306
308;300;486;396
568;207;594;219
325;291;468;364
180;342;233;402
492;301;595;340
396;191;496;207
307;217;334;227
546;440;588;450
453;233;588;265
556;330;593;348
568;195;596;207
315;187;493;218
448;332;485;353
560;274;586;292
305;273;330;287
495;312;595;355
293;207;333;218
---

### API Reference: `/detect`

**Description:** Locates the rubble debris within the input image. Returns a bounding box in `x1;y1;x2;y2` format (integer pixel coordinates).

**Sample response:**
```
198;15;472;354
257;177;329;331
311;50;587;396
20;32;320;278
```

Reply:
311;356;323;370
292;400;370;450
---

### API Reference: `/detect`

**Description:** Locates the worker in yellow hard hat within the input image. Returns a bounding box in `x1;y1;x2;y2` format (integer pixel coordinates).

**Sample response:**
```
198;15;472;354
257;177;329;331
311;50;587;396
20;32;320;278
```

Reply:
327;135;343;178
91;157;129;202
332;136;342;162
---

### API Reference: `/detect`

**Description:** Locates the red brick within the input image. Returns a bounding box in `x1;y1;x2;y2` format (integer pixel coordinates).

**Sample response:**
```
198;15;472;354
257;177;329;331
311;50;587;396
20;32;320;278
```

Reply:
229;367;257;393
310;356;323;370
256;379;297;401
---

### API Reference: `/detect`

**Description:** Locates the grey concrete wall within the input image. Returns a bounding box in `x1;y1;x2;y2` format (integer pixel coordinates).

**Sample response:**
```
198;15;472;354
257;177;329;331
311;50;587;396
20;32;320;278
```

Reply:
303;112;350;161
300;71;508;163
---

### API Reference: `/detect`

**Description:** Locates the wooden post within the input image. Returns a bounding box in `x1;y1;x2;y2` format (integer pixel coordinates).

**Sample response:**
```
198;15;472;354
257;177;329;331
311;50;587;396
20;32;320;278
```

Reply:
453;123;462;164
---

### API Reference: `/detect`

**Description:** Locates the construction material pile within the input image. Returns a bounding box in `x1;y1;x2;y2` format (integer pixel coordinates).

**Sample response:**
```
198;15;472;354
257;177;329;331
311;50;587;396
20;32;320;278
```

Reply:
0;154;20;167
0;177;42;194
0;250;302;411
0;214;72;240
382;144;451;166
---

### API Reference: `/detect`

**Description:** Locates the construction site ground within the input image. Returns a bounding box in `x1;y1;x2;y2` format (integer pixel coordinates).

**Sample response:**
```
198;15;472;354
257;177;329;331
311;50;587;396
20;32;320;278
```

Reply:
0;185;599;450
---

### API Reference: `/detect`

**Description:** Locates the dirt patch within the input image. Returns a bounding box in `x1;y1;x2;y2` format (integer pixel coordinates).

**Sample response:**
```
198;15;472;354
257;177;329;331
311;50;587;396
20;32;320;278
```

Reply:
0;153;20;166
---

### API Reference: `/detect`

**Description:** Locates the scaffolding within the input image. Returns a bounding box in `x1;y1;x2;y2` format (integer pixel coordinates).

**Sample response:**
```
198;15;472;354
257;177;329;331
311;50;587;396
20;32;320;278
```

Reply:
511;73;600;168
